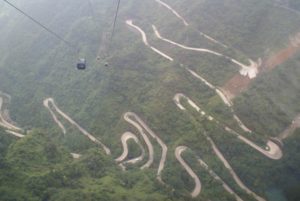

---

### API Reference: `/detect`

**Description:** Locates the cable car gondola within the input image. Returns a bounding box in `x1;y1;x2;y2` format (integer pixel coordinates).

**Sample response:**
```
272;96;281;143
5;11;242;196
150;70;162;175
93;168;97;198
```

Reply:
77;58;86;70
4;0;121;70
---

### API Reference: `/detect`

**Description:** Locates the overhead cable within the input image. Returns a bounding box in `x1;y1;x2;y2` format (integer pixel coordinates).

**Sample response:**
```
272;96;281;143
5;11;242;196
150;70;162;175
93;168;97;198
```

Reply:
110;0;121;41
3;0;78;53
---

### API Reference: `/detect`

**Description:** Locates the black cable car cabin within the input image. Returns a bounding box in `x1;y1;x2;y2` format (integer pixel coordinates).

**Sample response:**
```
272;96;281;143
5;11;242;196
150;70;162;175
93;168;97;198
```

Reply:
3;0;121;71
77;58;86;70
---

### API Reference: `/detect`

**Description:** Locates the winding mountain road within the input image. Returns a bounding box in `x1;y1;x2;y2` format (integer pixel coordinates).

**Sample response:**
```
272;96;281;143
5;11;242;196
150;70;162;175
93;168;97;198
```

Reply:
152;25;259;79
2;1;297;199
197;158;243;201
153;0;228;48
224;125;282;160
175;146;201;198
126;18;261;135
124;112;154;169
154;0;188;26
173;92;267;199
115;131;145;165
174;93;215;121
43;98;111;155
186;68;252;133
5;129;24;138
43;99;66;135
0;93;24;138
204;134;266;201
126;20;174;61
0;97;22;131
124;112;167;180
186;68;233;107
174;93;283;160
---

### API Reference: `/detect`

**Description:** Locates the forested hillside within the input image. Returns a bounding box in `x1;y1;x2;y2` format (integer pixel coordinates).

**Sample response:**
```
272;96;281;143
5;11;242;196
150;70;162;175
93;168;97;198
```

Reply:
0;0;299;200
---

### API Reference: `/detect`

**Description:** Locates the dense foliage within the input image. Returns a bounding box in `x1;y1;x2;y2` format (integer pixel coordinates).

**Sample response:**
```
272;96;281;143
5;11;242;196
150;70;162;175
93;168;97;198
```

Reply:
0;0;299;200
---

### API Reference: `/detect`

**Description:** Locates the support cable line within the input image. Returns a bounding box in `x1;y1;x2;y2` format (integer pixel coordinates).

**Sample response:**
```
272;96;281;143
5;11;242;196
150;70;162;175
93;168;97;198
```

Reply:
106;0;121;56
3;0;80;54
99;0;121;66
111;0;121;42
87;0;96;22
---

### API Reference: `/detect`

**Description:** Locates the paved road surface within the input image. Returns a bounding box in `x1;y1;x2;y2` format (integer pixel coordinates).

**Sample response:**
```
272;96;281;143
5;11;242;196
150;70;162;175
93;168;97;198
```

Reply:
115;131;145;165
174;94;282;160
43;98;111;155
175;146;201;198
126;20;173;61
124;112;167;180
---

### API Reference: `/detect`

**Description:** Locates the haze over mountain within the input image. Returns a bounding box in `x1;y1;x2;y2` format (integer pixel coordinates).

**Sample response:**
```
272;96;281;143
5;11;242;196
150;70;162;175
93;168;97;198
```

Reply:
0;0;300;201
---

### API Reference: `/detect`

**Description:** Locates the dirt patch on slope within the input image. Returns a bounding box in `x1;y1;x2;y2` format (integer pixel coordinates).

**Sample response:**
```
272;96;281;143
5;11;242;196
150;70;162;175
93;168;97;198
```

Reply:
262;45;299;72
222;36;300;99
221;74;252;100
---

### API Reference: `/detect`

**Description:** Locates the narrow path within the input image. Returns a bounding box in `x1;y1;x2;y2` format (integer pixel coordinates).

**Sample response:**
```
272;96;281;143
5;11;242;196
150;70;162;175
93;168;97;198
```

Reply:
0;93;24;138
175;146;201;198
115;131;145;165
154;0;228;48
197;158;243;201
124;112;154;169
186;68;252;133
126;19;256;133
126;20;174;61
153;25;223;57
174;93;283;160
186;68;232;106
5;130;25;138
154;0;189;26
43;99;66;135
204;134;266;201
0;97;22;131
126;16;257;134
43;98;111;155
153;25;259;79
278;114;300;140
124;112;167;180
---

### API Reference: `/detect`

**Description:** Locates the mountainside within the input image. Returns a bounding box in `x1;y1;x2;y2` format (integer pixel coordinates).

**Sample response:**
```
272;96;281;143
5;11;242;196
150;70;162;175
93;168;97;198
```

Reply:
0;0;300;200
